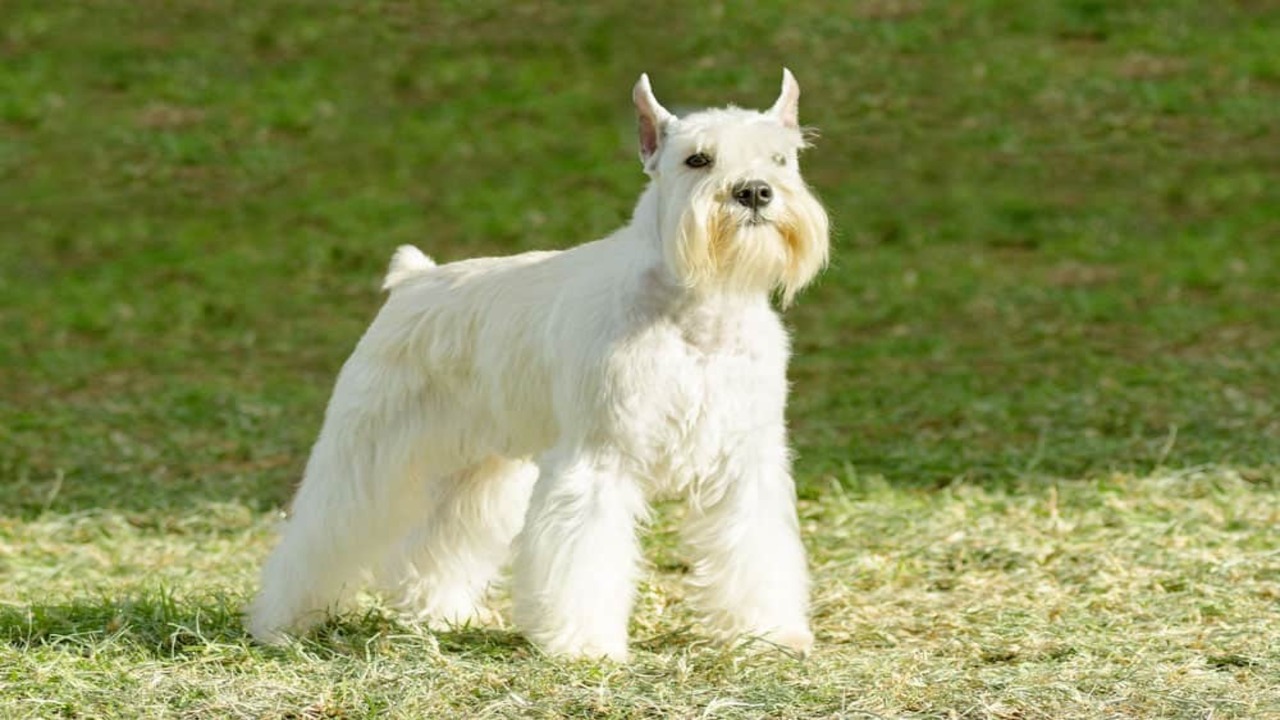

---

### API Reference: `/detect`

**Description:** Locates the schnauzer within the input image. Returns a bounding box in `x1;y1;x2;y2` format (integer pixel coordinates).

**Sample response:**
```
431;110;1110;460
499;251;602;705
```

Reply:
249;70;830;660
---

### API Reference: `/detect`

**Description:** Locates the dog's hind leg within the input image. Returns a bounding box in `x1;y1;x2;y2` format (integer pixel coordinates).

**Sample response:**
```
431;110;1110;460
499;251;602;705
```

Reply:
376;455;537;627
247;365;438;644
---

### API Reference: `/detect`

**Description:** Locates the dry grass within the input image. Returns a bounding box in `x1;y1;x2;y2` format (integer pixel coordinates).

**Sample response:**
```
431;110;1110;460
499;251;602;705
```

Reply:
4;468;1276;718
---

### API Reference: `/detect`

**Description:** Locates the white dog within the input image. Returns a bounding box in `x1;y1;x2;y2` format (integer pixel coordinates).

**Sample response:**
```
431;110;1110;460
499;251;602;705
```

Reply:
248;70;830;660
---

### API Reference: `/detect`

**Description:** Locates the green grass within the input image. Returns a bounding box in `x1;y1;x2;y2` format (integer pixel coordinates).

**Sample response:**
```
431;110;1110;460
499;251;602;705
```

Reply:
2;0;1278;717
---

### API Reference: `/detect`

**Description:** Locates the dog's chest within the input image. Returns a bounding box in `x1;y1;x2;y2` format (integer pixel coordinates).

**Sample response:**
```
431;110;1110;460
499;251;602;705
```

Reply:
614;310;788;493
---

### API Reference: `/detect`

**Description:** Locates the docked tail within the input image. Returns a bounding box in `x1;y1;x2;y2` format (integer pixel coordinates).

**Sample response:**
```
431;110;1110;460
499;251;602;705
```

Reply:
383;245;437;290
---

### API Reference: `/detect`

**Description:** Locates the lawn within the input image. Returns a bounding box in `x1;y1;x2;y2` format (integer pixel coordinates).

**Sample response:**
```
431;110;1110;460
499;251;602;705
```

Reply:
2;1;1278;718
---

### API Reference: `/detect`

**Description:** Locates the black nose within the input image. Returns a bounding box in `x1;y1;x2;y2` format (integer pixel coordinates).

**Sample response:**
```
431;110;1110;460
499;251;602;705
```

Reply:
732;180;773;210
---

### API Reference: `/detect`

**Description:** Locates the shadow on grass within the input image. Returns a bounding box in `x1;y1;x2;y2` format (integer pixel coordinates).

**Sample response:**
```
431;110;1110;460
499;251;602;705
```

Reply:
0;590;528;661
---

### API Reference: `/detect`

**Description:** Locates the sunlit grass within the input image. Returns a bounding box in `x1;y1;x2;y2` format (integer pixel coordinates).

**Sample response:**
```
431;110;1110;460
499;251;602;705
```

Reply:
2;0;1278;717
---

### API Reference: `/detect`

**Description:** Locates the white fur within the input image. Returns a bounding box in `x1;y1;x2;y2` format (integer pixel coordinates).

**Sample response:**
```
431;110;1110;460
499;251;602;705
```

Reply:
248;70;829;660
382;245;435;290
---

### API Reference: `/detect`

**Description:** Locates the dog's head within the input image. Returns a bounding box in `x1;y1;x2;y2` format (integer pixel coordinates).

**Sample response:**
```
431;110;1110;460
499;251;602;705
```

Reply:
634;70;829;306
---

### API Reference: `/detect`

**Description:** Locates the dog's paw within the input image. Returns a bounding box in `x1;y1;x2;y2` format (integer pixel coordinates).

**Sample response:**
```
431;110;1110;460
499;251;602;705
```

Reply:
402;605;501;632
546;641;629;663
244;612;293;646
527;631;630;662
762;626;814;657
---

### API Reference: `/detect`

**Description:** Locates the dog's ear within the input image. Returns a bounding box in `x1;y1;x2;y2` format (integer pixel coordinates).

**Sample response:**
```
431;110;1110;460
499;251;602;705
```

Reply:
769;68;800;129
633;73;674;165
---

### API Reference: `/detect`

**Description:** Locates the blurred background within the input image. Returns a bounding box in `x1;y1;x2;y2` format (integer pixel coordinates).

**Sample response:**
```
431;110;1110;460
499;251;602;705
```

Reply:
2;1;1277;517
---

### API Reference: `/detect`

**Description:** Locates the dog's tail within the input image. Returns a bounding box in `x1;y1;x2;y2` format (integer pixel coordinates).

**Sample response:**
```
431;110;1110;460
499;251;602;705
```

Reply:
383;245;437;290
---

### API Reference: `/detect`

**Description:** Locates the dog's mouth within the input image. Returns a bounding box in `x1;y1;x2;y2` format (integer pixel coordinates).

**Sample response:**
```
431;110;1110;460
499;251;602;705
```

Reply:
742;213;772;228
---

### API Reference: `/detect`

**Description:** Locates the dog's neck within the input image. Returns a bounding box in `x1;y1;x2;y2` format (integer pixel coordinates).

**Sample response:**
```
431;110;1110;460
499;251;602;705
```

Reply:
629;265;768;353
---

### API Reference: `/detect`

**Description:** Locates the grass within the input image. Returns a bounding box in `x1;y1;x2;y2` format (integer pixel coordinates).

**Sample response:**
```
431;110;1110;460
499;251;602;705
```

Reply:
2;0;1278;717
4;471;1277;718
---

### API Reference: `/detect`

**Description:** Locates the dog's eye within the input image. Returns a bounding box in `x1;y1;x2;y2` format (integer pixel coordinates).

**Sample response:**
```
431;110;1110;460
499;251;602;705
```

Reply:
772;153;787;166
684;153;712;169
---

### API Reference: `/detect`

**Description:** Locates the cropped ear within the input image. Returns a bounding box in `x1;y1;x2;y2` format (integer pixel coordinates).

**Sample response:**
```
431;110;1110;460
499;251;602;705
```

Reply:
769;68;800;129
633;73;674;165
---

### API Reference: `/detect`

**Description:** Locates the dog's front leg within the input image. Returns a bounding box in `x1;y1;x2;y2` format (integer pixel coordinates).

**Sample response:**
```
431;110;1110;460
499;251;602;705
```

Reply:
511;447;646;661
682;426;814;655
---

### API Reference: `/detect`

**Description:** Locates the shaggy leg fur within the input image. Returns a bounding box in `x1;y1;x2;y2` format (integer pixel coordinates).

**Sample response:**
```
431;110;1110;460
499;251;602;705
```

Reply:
247;359;442;643
512;449;647;660
682;428;813;654
377;456;537;627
